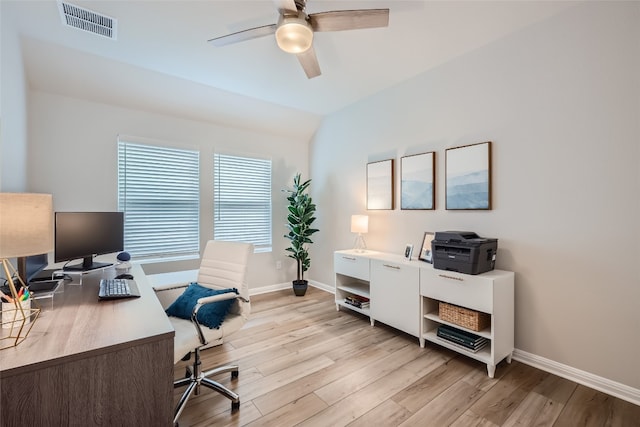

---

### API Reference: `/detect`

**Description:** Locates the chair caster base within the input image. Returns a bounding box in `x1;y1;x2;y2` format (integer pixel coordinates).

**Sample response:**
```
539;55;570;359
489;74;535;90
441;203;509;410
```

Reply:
232;400;240;412
231;370;239;379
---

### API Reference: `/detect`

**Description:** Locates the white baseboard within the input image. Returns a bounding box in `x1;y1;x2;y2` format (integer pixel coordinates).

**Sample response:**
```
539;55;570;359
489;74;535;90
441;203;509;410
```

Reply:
248;282;291;295
513;349;640;406
248;280;334;296
308;280;334;294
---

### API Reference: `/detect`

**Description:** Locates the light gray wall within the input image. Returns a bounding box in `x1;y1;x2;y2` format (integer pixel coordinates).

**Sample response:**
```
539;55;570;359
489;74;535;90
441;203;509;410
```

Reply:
28;91;308;289
309;2;640;389
0;2;28;191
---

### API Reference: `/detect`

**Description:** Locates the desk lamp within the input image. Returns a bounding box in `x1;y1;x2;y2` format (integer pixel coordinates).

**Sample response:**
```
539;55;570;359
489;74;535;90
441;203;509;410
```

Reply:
0;193;52;349
351;215;368;253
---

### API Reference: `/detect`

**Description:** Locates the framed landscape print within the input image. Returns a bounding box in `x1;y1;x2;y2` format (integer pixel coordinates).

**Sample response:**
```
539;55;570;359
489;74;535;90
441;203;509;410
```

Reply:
367;159;394;210
401;152;435;210
445;141;492;210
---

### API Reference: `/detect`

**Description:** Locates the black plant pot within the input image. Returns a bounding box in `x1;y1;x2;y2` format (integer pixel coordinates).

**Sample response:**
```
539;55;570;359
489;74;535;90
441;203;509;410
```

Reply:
292;280;308;297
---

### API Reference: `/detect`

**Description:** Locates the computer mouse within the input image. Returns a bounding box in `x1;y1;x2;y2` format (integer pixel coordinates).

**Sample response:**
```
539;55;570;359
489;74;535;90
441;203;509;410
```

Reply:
115;274;134;280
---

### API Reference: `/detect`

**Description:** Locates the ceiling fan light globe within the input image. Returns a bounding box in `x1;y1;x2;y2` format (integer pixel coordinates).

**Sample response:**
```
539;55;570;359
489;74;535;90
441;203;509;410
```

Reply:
276;18;313;53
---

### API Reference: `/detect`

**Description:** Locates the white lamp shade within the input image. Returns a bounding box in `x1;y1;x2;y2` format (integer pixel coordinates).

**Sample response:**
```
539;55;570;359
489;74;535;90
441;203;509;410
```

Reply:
0;193;53;258
350;215;369;234
275;16;313;53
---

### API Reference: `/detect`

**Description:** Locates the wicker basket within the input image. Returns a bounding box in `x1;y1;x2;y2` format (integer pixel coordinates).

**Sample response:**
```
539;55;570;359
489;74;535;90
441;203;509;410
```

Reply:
439;302;490;332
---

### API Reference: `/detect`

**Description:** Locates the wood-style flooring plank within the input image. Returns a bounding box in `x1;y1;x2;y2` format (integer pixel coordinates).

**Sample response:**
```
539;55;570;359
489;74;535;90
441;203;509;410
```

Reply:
171;287;640;427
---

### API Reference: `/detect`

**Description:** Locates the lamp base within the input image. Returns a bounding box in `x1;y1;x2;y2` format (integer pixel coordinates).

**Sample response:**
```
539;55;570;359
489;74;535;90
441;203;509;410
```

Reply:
353;234;367;253
1;259;41;349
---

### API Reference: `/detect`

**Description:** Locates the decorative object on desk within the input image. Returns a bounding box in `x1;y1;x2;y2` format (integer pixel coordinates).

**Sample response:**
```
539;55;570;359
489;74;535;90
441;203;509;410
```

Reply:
0;193;52;349
367;159;394;210
350;214;368;252
401;152;435;210
283;173;319;296
418;231;435;263
115;251;131;274
446;141;492;210
404;244;413;260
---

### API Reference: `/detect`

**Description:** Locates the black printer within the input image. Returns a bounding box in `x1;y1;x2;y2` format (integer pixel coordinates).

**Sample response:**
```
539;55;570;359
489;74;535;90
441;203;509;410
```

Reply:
432;231;497;275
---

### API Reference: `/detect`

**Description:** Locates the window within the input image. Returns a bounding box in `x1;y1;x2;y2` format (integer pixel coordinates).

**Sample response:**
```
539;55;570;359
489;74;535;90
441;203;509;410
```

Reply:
118;140;200;259
214;153;272;252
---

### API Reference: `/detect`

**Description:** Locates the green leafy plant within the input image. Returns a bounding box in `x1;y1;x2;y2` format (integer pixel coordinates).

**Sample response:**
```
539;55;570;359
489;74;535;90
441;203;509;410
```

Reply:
284;173;319;284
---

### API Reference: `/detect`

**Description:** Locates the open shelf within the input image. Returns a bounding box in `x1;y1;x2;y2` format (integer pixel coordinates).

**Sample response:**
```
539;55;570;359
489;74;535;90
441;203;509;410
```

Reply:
424;311;492;339
422;331;491;363
336;283;370;299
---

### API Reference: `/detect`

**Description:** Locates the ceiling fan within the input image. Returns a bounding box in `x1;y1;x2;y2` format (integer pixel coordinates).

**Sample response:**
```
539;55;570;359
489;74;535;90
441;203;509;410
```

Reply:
208;0;389;79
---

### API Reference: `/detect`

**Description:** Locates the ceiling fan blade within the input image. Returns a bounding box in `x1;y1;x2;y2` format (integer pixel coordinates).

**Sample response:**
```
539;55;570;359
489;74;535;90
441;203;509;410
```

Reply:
273;0;298;14
208;24;276;47
309;9;389;32
296;46;321;79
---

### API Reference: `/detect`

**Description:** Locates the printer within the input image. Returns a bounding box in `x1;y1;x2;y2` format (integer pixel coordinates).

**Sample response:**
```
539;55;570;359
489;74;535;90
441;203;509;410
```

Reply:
432;231;498;275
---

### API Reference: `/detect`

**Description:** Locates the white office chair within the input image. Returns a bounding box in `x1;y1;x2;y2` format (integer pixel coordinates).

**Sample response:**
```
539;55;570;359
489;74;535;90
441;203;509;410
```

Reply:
154;240;253;425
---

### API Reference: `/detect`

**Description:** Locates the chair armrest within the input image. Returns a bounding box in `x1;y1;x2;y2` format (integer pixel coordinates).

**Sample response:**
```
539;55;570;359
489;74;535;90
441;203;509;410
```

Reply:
153;283;189;310
190;292;249;345
196;292;237;305
153;283;189;292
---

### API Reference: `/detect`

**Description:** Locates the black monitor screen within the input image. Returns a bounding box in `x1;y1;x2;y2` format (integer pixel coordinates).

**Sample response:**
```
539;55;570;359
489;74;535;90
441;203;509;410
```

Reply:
55;212;124;271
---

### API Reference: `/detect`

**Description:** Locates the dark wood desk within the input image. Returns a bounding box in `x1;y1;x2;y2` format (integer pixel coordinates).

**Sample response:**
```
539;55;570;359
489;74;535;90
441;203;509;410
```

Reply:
0;264;174;426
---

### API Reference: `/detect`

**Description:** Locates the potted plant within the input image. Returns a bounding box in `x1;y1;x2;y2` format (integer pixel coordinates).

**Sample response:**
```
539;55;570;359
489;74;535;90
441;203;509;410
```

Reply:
284;173;319;296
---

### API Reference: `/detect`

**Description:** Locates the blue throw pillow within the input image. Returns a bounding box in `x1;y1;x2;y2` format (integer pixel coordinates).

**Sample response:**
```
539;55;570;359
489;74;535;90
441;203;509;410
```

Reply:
165;282;238;329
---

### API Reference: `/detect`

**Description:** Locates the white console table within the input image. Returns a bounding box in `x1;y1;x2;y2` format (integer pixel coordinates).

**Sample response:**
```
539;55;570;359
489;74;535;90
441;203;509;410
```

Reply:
334;249;514;378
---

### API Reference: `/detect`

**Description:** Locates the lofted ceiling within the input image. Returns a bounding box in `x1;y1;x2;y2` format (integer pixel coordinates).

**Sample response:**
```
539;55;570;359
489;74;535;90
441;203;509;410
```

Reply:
4;0;574;138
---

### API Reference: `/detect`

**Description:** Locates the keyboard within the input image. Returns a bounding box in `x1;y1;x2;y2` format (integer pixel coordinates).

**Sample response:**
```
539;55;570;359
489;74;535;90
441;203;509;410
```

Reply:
99;279;141;300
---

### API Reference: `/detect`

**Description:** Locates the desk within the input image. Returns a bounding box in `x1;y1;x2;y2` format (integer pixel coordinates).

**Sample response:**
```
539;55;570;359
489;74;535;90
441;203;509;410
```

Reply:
0;264;174;426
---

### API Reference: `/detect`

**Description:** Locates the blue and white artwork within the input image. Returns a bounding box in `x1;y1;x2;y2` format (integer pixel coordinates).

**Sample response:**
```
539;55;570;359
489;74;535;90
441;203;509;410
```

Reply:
367;159;394;210
446;142;491;210
401;152;435;210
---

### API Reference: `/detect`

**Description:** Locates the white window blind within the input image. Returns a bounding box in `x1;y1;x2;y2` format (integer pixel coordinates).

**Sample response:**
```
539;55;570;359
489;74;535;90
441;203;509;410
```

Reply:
214;153;272;252
118;140;200;259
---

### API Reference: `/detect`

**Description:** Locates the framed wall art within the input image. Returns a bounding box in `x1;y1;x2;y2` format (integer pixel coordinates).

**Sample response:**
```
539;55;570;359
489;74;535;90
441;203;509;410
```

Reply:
401;152;435;210
367;159;394;210
445;141;492;210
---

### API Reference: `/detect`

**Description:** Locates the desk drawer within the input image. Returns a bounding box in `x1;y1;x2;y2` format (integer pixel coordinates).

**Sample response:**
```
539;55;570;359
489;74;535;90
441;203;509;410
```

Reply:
334;253;369;281
420;269;493;313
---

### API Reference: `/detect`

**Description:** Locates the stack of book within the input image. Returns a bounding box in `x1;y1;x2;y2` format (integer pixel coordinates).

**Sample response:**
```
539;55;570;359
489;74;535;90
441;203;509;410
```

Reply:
344;295;370;309
436;324;488;353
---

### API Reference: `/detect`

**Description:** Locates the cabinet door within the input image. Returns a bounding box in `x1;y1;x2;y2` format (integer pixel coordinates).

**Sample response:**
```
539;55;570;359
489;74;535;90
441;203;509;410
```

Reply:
370;259;419;337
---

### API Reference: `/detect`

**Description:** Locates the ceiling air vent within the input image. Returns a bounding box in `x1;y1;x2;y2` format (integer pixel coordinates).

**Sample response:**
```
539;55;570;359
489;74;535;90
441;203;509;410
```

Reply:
57;1;117;40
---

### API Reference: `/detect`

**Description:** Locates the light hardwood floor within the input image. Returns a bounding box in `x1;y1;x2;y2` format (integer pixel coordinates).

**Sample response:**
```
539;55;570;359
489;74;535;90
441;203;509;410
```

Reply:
173;287;640;427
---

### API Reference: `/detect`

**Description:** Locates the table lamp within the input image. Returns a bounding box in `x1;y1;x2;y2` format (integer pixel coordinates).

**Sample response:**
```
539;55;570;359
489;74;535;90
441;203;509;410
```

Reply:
0;193;52;349
351;215;368;253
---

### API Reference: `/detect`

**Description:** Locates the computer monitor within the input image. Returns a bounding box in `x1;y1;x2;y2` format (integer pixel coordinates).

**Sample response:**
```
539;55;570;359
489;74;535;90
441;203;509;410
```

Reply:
55;212;124;271
17;253;49;283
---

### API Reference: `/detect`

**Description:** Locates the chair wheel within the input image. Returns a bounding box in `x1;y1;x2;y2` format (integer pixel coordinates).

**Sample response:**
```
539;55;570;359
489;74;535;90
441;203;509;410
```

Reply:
232;400;240;412
231;370;239;379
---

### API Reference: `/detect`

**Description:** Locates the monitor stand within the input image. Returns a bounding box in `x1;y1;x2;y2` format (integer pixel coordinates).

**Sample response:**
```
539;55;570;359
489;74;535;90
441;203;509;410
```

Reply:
63;256;113;272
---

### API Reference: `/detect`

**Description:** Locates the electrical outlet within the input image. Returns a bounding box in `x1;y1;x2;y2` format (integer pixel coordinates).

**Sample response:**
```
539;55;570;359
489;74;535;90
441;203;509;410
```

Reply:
276;261;282;270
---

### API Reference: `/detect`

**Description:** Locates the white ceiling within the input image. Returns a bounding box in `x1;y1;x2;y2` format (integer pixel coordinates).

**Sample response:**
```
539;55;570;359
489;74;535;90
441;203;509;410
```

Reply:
4;0;574;138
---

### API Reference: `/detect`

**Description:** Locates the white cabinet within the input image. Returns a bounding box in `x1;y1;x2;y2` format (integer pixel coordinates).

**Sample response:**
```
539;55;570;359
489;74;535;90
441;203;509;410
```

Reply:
419;267;514;378
335;250;421;341
334;250;375;324
370;257;419;338
334;249;515;378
